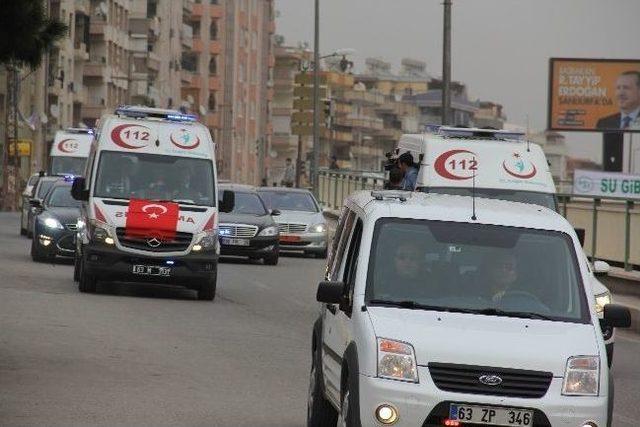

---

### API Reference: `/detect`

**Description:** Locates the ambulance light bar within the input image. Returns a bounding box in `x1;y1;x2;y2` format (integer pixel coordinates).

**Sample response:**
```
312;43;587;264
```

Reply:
371;190;412;202
115;106;198;122
424;125;525;141
64;127;94;135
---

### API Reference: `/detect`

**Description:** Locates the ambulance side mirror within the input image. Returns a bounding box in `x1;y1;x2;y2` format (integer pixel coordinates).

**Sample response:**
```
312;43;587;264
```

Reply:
220;190;235;213
71;177;89;201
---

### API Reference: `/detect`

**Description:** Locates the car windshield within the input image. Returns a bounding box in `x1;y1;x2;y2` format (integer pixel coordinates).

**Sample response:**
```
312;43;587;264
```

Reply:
94;151;216;206
421;187;558;211
36;180;56;199
46;186;81;208
50;157;86;176
258;190;318;212
366;219;587;323
225;192;267;215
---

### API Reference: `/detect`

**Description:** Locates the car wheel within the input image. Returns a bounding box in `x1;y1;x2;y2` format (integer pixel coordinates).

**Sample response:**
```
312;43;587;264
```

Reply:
78;258;97;293
263;251;279;266
30;238;47;262
307;345;338;427
197;267;217;301
314;249;328;259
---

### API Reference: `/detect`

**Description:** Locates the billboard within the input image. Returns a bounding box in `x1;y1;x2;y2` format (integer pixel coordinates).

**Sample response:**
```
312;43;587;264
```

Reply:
548;58;640;132
573;169;640;200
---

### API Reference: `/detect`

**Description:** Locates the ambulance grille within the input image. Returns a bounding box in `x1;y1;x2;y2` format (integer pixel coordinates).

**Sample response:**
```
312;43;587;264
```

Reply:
116;228;193;252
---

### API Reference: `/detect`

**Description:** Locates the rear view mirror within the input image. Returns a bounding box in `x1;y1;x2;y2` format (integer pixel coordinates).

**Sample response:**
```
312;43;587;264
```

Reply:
604;304;631;328
574;228;585;247
593;260;610;276
71;177;88;201
220;190;235;213
316;281;345;305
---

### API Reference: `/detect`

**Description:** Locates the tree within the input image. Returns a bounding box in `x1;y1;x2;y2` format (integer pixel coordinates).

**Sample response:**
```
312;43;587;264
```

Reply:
0;0;67;210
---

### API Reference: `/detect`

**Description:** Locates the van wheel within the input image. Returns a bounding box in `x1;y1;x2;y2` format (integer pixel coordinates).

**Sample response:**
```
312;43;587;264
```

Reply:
339;381;355;427
307;346;338;426
197;270;217;301
78;259;97;293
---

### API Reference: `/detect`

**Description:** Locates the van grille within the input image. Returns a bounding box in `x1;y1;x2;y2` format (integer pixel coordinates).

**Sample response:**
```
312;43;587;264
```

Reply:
116;228;193;252
428;363;553;398
278;223;307;234
218;224;258;238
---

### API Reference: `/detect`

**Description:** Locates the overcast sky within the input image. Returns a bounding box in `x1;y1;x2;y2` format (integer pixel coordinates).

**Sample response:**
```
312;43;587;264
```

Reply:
275;0;640;163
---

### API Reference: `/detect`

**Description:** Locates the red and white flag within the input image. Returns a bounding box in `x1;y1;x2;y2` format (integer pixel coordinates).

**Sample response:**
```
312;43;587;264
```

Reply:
125;198;179;239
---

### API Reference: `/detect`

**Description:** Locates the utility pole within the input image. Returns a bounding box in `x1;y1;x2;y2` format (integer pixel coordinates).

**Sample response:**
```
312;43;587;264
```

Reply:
442;0;452;125
2;66;19;210
311;0;320;194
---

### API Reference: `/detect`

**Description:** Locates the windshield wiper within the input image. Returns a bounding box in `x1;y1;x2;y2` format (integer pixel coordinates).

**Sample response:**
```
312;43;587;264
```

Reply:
150;198;197;206
368;299;476;314
470;308;555;321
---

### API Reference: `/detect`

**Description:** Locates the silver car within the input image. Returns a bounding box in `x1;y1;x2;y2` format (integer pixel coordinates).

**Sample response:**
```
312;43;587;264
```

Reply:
257;187;328;258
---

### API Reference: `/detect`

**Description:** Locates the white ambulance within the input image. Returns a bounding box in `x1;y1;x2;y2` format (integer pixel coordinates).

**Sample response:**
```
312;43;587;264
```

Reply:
71;106;232;301
395;126;616;365
49;128;94;175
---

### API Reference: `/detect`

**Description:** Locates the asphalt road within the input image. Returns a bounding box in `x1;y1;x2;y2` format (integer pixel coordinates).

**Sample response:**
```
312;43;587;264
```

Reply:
0;212;639;427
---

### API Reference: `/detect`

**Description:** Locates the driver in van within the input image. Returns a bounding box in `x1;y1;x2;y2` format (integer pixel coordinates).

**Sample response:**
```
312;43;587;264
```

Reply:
377;241;428;298
481;252;519;302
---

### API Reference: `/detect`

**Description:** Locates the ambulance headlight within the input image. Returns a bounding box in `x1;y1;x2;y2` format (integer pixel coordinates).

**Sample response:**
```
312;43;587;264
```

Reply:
89;219;115;242
194;230;217;250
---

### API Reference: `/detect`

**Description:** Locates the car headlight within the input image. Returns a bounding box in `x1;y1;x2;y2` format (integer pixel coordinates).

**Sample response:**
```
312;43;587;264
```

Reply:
88;219;115;243
193;229;217;250
562;356;600;396
310;223;327;233
377;338;419;383
258;225;279;237
594;292;611;314
43;217;64;230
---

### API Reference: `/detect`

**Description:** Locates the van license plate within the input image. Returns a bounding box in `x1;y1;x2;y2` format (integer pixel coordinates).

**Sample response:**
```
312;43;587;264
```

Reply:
221;238;250;246
449;404;533;426
132;265;171;276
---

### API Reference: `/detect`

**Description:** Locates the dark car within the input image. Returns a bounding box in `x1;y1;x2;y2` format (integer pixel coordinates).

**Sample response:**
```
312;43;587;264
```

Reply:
24;176;61;238
218;184;280;265
30;181;81;262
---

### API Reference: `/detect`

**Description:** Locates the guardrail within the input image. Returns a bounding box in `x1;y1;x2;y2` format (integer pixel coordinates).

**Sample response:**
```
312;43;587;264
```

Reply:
318;170;639;270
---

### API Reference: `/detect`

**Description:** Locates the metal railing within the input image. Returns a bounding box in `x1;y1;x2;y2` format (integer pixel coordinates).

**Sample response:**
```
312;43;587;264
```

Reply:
318;171;639;270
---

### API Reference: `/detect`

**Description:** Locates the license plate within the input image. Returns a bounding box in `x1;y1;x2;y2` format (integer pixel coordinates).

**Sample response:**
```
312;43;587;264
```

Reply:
280;235;301;243
132;265;171;277
221;237;250;246
449;404;533;426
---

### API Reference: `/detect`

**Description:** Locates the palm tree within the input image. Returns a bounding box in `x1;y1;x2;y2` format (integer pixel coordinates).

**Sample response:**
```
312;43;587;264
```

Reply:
0;0;67;209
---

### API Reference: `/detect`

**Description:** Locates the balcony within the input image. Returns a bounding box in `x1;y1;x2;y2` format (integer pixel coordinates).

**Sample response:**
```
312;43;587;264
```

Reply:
89;20;114;40
193;2;204;17
73;41;89;60
335;115;384;131
342;90;385;105
183;0;194;17
191;74;202;89
81;103;106;120
83;62;106;80
180;70;193;85
148;52;161;72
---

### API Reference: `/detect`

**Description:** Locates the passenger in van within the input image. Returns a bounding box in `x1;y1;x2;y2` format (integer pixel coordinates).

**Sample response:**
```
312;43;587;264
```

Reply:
398;152;418;191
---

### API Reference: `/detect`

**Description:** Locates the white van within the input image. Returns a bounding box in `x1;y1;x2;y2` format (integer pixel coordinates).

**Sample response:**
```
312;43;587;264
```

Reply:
50;128;94;175
71;106;232;300
394;126;615;365
309;190;631;427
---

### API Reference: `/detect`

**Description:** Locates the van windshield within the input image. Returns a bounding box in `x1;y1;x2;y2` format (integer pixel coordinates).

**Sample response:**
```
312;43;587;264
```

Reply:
94;151;216;206
366;219;588;323
421;187;558;211
50;157;86;176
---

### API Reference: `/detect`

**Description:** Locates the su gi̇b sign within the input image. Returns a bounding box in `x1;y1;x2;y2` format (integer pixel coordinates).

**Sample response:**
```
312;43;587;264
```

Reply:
573;169;640;200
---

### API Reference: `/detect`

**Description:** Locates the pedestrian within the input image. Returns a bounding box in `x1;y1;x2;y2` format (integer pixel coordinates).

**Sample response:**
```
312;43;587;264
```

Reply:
398;152;418;191
329;155;340;170
282;158;295;188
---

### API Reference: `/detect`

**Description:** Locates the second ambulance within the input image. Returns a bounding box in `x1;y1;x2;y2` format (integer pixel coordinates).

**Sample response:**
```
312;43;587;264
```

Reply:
72;106;230;301
50;128;94;175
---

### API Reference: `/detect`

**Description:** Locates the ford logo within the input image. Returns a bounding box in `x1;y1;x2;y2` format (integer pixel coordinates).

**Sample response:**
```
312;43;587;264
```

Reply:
479;374;503;386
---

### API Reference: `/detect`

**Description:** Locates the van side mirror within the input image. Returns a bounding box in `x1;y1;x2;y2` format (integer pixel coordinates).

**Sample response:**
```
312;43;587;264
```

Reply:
71;177;89;201
29;199;43;208
593;260;610;276
220;190;235;213
270;209;281;216
604;304;631;328
316;281;345;305
575;228;585;247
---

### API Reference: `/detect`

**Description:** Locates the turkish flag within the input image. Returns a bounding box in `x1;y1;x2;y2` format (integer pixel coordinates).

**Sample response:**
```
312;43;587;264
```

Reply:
125;198;179;239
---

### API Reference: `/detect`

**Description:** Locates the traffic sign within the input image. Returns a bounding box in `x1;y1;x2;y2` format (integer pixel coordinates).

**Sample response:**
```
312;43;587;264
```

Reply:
7;139;31;157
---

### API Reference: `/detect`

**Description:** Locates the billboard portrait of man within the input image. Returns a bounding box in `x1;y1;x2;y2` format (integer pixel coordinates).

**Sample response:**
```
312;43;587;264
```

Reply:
597;71;640;130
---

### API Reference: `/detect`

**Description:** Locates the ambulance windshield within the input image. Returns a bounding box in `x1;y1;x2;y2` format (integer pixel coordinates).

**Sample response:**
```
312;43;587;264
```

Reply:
94;151;216;207
423;187;558;211
50;157;87;176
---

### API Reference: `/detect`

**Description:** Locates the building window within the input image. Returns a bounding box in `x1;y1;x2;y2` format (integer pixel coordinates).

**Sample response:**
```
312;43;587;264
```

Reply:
209;56;217;75
192;21;201;38
209;21;218;40
208;92;217;111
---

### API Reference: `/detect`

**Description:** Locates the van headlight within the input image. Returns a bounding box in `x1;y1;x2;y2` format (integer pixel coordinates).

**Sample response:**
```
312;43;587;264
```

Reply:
258;225;279;237
562;356;600;396
310;223;327;233
377;338;418;383
193;230;217;250
594;292;611;314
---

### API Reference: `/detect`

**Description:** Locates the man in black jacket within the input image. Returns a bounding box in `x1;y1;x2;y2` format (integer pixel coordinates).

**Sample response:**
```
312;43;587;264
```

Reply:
597;71;640;130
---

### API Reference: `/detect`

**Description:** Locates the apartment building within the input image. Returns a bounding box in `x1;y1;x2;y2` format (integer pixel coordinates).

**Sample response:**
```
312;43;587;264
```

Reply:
474;101;506;129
